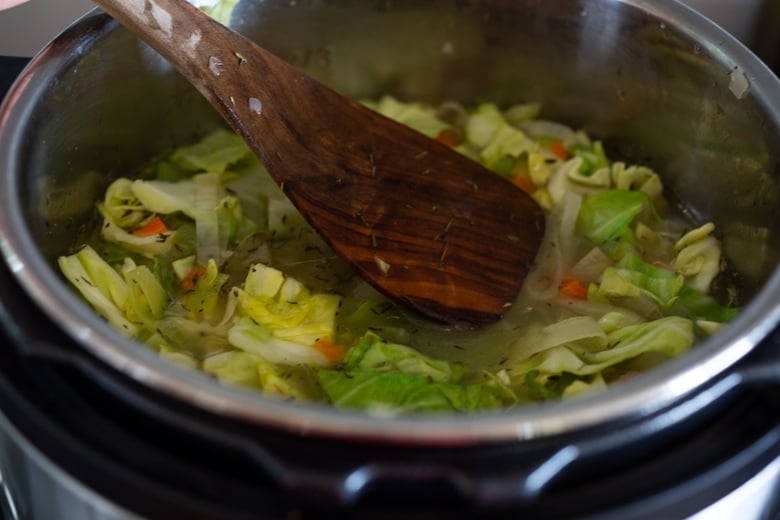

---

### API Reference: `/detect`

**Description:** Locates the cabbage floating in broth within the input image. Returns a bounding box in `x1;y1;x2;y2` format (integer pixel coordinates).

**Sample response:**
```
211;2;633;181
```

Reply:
58;98;739;416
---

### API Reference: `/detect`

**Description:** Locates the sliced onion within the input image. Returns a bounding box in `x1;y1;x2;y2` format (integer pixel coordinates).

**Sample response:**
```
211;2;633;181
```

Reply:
507;316;607;365
523;192;582;302
569;247;614;283
519;119;575;143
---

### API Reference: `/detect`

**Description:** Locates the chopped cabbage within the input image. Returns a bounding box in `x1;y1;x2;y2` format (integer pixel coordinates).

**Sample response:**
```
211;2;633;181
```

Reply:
156;315;233;357
168;128;251;174
202;349;324;400
101;178;147;228
179;259;229;320
674;223;722;293
203;350;263;387
112;172;256;263
571;141;609;176
343;331;467;382
317;332;516;414
611;163;663;198
58;245;138;336
131;179;198;217
464;103;539;171
195;0;239;26
228;316;329;366
98;208;177;257
121;257;167;329
317;369;517;415
576;190;649;245
510;316;694;399
229;263;341;365
58;101;740;415
369;95;450;138
508;316;607;367
598;255;685;308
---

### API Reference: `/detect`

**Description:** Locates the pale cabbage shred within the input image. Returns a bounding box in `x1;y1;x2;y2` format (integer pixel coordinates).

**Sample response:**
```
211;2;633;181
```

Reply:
187;0;238;26
57;97;738;415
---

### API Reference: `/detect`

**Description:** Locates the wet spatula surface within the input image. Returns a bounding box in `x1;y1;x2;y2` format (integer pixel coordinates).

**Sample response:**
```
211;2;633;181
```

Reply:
92;0;546;327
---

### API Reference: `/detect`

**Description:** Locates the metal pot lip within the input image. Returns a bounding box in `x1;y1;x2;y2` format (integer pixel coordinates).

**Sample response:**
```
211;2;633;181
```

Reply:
3;233;775;445
2;1;780;445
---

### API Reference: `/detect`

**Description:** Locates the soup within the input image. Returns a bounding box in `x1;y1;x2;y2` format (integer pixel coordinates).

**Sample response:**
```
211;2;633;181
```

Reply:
58;98;739;415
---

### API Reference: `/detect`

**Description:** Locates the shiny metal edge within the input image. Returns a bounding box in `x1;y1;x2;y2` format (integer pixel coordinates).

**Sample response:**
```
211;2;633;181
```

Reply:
1;2;779;445
0;406;142;519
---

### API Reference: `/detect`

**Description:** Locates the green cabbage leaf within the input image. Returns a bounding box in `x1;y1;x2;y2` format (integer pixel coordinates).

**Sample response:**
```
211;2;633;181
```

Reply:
168;129;251;174
317;332;517;414
597;253;685;308
464;103;539;171
577;189;649;245
202;350;325;400
510;316;694;399
365;95;450;138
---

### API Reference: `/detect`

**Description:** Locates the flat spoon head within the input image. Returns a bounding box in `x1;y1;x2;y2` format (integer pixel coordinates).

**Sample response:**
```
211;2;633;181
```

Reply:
92;0;546;327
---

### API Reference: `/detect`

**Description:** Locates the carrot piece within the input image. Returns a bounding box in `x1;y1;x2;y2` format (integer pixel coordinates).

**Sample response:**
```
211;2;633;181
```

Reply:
550;141;569;160
511;173;536;194
435;129;461;148
133;216;169;237
313;337;346;362
559;275;588;299
181;265;206;292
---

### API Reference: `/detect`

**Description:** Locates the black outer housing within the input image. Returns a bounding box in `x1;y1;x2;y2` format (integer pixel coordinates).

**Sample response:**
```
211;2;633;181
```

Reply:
2;47;780;518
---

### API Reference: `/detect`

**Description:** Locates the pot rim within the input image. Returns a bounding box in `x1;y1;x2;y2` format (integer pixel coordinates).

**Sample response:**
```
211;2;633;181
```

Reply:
2;1;779;445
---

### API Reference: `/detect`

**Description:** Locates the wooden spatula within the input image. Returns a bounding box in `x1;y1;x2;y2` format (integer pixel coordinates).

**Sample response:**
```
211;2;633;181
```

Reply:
92;0;546;327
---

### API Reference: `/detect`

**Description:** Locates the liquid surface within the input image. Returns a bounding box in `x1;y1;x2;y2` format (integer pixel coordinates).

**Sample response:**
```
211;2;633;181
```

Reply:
58;98;740;415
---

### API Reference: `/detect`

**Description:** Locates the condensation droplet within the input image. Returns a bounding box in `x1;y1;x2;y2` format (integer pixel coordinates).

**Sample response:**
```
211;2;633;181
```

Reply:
209;56;224;77
693;43;702;55
659;21;670;39
729;66;750;100
249;97;263;115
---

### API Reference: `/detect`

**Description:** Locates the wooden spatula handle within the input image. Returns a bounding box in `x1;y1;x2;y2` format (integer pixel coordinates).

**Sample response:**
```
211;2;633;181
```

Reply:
92;0;546;326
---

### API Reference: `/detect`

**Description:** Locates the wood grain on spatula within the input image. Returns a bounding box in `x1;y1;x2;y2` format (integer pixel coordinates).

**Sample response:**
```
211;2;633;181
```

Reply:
92;0;546;327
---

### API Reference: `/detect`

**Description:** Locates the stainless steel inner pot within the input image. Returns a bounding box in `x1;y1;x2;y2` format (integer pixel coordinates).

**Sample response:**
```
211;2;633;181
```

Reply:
2;0;780;445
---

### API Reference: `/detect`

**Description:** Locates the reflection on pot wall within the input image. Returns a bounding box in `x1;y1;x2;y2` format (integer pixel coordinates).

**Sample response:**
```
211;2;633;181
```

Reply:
0;0;772;57
675;0;780;76
678;0;762;44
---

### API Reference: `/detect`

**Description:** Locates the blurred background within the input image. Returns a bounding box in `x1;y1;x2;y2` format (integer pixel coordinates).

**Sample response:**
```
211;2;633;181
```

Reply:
0;0;778;69
0;0;92;57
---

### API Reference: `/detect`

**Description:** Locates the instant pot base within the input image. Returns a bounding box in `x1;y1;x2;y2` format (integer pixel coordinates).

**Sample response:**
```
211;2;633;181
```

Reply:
2;257;780;517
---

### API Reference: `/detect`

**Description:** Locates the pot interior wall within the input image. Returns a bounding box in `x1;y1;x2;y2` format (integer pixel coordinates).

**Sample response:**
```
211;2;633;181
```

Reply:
16;0;780;301
230;0;780;300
